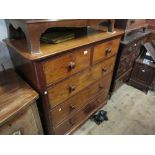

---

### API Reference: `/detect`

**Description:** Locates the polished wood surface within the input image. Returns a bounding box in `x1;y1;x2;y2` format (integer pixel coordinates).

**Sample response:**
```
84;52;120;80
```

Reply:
0;69;38;125
115;19;148;32
0;69;43;134
43;47;91;85
6;19;116;53
54;91;108;135
5;28;124;60
0;104;43;135
51;72;113;127
93;38;120;64
48;56;116;108
6;21;123;134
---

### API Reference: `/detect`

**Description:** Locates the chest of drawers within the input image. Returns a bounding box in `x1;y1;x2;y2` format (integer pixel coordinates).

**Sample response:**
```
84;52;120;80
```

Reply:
110;19;151;94
0;70;43;135
5;20;123;134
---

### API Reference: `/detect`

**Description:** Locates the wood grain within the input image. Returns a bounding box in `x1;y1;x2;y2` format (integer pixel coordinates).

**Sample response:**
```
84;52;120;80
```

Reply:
5;28;124;60
48;56;116;108
43;47;91;85
51;72;113;127
0;69;38;126
93;38;120;64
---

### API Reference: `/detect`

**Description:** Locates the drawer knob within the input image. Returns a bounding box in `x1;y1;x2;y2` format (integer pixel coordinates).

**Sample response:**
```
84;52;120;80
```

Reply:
105;47;112;56
69;85;76;92
70;104;76;111
68;61;76;71
99;84;104;89
69;119;76;126
102;68;108;73
142;69;145;72
130;20;135;24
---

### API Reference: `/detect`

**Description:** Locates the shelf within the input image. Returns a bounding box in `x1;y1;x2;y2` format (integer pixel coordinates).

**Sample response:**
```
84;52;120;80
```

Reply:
6;19;115;53
5;28;124;61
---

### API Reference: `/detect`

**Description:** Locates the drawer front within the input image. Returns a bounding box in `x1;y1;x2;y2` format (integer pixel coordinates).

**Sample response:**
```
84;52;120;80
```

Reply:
127;19;146;30
93;38;120;63
54;91;108;135
51;73;113;127
131;63;154;85
48;56;116;108
43;48;91;85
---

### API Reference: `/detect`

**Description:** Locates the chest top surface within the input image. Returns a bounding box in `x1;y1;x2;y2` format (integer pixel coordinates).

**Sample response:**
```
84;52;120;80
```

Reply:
5;28;124;61
0;69;38;125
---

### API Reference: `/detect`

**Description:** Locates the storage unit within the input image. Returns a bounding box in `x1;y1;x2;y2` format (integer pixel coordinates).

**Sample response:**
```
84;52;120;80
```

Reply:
110;19;151;94
5;19;124;134
129;42;155;92
0;69;43;135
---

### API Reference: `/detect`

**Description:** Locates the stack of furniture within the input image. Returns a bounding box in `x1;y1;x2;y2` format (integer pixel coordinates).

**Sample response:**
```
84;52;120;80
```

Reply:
5;19;124;134
129;42;155;92
110;19;151;93
0;69;43;135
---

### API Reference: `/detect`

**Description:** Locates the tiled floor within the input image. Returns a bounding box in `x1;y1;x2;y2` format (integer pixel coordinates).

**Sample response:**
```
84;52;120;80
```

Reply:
73;84;155;135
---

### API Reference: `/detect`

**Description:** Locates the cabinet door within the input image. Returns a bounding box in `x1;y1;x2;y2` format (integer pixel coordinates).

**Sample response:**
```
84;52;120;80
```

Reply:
131;63;155;85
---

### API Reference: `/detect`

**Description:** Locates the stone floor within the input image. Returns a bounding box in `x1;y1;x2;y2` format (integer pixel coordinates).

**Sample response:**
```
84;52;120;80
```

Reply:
73;84;155;135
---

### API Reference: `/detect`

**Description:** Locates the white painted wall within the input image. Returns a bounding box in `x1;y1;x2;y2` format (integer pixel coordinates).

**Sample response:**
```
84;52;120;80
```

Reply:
0;19;13;71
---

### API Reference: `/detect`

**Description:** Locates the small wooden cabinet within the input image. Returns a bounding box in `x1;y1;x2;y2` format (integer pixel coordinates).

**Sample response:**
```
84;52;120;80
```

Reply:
129;42;155;92
0;70;43;135
5;19;124;134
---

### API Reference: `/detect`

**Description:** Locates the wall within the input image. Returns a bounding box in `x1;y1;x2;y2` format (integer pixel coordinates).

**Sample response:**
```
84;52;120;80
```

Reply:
0;19;13;71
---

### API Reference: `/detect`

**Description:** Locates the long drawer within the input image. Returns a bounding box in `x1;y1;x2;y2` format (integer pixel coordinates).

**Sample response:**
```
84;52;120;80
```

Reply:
48;56;116;108
53;91;108;135
93;38;120;64
50;72;113;127
43;47;91;85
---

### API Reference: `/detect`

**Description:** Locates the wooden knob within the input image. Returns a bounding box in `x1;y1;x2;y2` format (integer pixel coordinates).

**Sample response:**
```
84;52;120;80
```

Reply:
98;84;104;89
68;61;76;71
130;20;135;24
69;119;76;125
102;68;107;73
105;47;112;56
69;85;76;92
70;104;76;111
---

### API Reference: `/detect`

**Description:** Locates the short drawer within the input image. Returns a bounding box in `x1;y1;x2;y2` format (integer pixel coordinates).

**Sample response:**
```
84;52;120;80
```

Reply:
53;91;108;135
50;73;112;127
43;47;91;85
93;38;120;63
48;56;115;108
127;19;146;30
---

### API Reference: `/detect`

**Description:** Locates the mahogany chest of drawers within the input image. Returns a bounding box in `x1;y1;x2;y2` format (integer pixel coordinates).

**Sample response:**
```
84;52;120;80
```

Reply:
5;19;124;134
